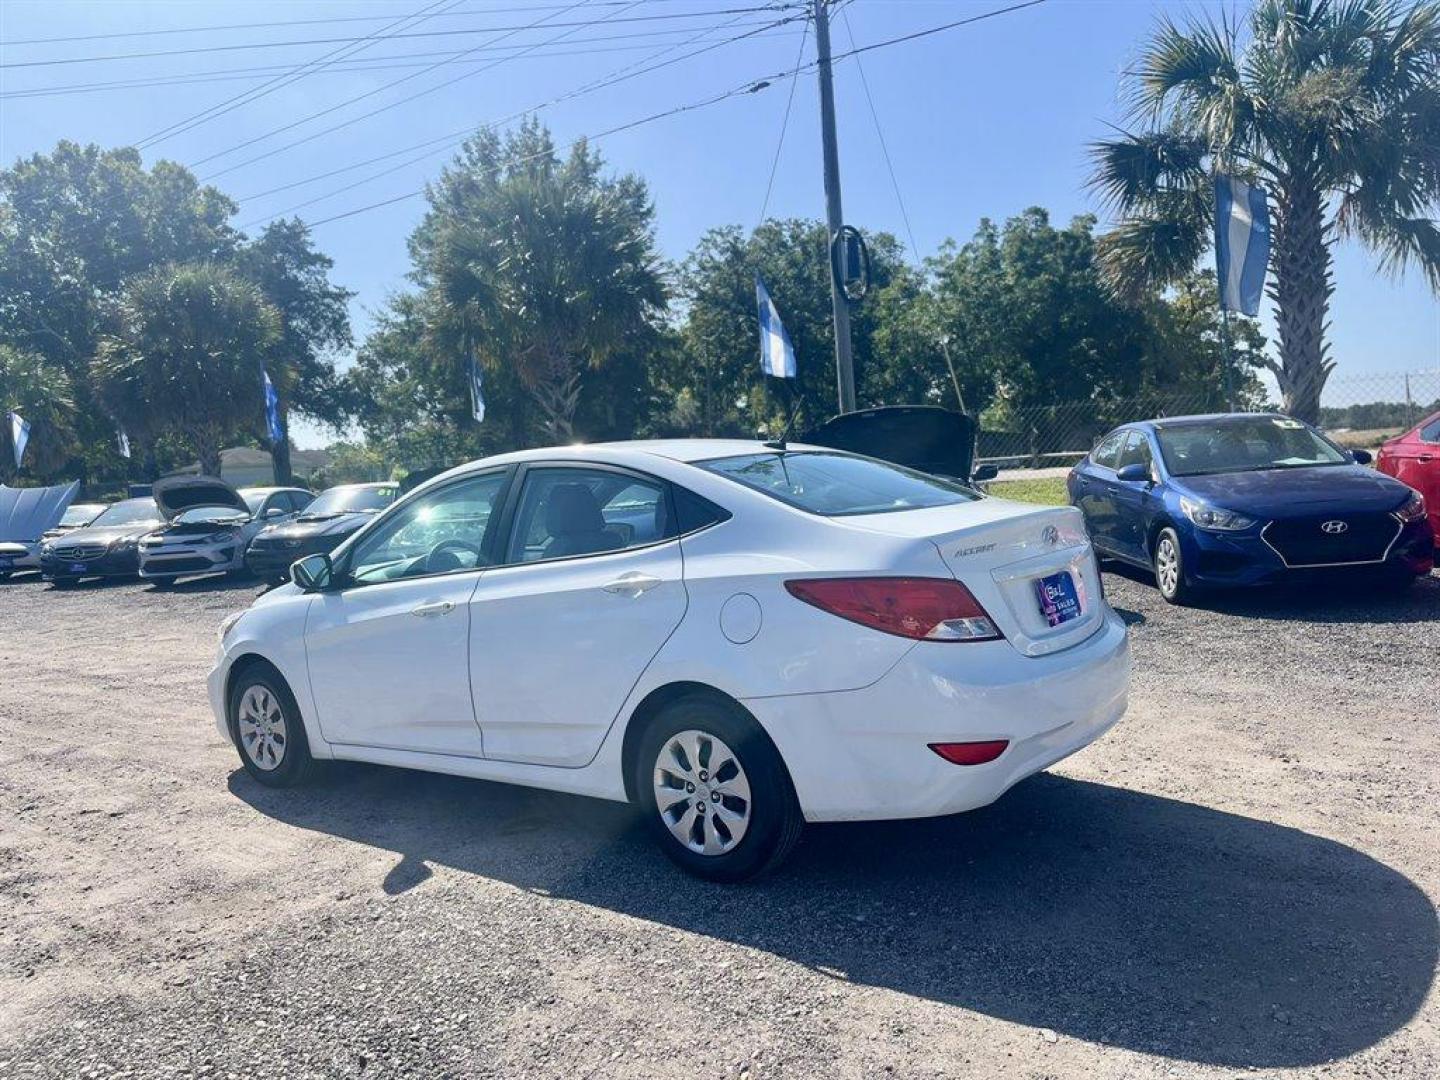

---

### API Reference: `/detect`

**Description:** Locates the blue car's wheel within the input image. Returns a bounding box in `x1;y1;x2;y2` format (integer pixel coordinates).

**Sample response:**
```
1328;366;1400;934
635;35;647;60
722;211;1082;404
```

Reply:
1153;527;1192;605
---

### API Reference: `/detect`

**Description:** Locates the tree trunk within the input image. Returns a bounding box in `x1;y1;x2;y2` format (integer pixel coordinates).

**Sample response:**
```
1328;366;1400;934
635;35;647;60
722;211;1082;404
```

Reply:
198;441;223;478
1268;178;1334;424
529;365;583;445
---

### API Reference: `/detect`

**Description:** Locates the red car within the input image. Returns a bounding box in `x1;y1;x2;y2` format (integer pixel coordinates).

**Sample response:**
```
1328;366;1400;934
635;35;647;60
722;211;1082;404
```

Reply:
1377;410;1440;548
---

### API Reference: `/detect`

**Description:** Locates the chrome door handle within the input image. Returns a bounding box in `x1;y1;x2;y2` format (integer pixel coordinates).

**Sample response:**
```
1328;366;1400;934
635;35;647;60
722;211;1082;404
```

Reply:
411;600;455;617
602;572;662;597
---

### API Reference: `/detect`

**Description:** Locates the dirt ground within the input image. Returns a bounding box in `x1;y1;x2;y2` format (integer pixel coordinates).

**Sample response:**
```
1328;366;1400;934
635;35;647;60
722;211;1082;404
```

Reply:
0;567;1436;1079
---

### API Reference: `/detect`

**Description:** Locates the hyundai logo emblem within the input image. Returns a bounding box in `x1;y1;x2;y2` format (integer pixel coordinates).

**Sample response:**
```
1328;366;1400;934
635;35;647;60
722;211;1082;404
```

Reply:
1041;525;1060;547
1320;520;1349;535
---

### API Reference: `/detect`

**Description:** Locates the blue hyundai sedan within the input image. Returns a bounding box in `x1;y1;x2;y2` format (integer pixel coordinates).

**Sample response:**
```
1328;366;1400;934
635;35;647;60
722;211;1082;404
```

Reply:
1067;413;1433;603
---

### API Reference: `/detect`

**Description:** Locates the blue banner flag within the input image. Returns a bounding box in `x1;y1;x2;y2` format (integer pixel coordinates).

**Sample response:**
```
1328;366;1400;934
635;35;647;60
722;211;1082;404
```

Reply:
7;410;30;470
262;371;284;446
467;352;485;423
755;274;796;379
1214;174;1270;316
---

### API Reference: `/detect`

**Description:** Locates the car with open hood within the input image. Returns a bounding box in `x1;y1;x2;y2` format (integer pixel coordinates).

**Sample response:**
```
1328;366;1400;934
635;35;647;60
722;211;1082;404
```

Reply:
1067;413;1433;604
138;477;312;583
245;482;399;583
40;496;162;585
0;481;81;580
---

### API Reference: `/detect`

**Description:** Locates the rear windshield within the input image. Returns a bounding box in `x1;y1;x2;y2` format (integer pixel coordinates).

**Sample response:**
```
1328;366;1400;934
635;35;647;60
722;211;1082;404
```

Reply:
698;451;980;516
1155;416;1348;477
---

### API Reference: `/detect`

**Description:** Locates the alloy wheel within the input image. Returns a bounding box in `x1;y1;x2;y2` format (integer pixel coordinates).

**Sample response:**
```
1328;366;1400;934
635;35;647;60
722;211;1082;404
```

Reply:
1156;536;1180;596
237;685;288;771
652;729;752;856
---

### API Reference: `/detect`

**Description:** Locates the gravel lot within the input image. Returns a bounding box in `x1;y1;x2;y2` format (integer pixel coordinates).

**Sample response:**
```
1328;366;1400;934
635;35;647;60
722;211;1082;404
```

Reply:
0;567;1437;1079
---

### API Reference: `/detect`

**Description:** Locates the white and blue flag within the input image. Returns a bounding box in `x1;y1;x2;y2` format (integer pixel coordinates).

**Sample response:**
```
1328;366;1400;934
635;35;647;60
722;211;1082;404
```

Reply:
117;428;131;459
467;352;485;423
755;274;796;379
1214;174;1270;316
7;410;29;470
262;370;284;446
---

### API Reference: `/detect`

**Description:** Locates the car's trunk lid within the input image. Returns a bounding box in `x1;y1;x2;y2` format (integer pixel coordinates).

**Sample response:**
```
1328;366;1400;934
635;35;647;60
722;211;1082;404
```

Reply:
841;499;1104;657
802;406;976;481
152;475;248;521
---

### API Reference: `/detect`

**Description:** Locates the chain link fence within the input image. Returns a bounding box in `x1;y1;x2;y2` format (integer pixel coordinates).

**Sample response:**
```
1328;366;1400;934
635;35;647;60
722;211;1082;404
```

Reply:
978;370;1440;471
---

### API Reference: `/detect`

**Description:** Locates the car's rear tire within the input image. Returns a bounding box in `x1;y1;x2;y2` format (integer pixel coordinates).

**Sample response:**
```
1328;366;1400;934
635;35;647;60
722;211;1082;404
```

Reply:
1153;527;1193;605
634;695;803;883
226;664;315;788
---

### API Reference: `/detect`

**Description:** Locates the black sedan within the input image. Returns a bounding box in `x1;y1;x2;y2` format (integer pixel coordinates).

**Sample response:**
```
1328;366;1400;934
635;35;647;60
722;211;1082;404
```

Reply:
244;482;398;583
39;497;163;585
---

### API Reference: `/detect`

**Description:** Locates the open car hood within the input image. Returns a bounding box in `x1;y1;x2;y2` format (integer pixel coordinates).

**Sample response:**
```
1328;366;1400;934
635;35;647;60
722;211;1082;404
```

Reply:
803;406;977;481
152;475;248;520
0;481;80;543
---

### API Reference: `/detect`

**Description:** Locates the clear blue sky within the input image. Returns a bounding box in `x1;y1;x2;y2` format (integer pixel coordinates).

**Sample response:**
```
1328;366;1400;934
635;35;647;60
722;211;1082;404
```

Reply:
3;0;1436;447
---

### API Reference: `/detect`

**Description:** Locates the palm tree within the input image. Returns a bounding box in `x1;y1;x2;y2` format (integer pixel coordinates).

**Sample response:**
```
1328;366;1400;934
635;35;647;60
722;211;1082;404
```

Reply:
0;343;76;481
422;123;666;443
1092;0;1440;422
95;263;282;477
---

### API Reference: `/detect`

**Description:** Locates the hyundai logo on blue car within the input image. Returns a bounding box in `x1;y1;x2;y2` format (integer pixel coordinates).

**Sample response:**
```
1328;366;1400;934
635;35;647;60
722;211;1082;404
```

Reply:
1067;413;1434;605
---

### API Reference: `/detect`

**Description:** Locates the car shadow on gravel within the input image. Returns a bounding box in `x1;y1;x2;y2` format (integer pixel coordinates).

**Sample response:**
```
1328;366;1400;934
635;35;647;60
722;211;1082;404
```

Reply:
232;766;1435;1069
1104;563;1440;623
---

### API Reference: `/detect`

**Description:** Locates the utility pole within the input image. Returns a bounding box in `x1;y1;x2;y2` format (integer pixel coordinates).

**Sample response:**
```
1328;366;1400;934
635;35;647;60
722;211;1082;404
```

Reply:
813;0;856;414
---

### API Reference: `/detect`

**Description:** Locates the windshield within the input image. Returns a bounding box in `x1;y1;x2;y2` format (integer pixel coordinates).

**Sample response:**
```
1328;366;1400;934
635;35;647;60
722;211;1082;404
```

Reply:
305;485;396;516
89;499;160;526
699;451;981;516
59;504;104;527
174;505;248;525
1156;416;1349;477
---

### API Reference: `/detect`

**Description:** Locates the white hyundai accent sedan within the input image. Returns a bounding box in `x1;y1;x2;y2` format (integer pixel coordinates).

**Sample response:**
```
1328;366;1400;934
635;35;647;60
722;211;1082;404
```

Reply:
211;441;1129;881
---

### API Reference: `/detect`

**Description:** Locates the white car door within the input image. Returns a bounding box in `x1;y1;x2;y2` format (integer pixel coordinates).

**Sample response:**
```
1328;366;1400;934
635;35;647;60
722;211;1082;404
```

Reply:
467;464;687;767
304;469;511;757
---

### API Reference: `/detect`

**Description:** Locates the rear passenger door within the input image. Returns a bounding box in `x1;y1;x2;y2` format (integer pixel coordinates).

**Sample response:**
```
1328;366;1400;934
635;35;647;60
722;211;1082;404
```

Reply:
466;464;688;767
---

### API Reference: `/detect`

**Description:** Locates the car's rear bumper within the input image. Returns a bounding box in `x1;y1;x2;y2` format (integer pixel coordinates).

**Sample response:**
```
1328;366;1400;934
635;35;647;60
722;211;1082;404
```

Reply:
743;609;1130;822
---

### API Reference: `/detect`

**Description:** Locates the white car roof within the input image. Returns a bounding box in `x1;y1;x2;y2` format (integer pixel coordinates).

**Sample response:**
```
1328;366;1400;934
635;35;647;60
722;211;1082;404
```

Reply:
465;439;823;468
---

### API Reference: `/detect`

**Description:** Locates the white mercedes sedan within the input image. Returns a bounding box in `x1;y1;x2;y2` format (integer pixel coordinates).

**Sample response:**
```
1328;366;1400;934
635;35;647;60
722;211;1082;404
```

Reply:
211;441;1129;881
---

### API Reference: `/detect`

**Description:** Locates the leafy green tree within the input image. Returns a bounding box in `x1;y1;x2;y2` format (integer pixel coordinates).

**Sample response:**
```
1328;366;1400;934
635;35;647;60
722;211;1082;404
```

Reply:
1092;0;1440;422
0;344;77;482
95;264;281;477
234;219;354;482
414;122;666;442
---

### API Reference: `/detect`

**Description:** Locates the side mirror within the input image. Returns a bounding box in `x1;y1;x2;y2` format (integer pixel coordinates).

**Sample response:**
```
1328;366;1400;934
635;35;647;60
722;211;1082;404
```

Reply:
1350;448;1373;465
290;553;333;592
1116;463;1152;484
263;506;287;519
971;463;999;483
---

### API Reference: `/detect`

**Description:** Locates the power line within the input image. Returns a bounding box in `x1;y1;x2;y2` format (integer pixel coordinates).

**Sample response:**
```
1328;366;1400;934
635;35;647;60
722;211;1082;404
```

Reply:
839;1;919;262
201;7;803;183
756;14;811;227
192;0;616;174
2;21;794;101
135;0;462;151
291;0;1051;230
0;6;801;69
239;10;799;225
0;2;710;47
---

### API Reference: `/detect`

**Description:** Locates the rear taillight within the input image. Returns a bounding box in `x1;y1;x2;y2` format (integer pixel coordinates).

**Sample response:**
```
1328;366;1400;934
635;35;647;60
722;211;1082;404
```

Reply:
784;577;1002;642
930;740;1009;765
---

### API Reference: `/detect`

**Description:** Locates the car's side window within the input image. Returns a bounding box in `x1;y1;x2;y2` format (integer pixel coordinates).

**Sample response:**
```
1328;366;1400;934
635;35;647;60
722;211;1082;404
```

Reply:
262;493;289;517
673;485;731;534
505;467;670;565
1420;418;1440;444
288;491;313;512
1116;432;1154;475
1092;431;1126;470
346;471;508;586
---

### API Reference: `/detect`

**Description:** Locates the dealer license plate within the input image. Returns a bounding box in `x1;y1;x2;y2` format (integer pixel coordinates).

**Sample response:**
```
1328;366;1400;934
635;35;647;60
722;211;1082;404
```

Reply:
1034;570;1082;627
69;562;88;573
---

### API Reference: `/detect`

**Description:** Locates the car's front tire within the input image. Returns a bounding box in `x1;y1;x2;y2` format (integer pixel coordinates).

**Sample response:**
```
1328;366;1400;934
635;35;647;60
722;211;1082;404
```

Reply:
634;694;803;883
1153;526;1193;605
227;664;315;788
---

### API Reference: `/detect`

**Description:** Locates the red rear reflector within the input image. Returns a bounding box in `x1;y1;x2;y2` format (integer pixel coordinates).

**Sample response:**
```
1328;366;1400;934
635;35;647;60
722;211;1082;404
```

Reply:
784;577;1002;642
930;740;1009;766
